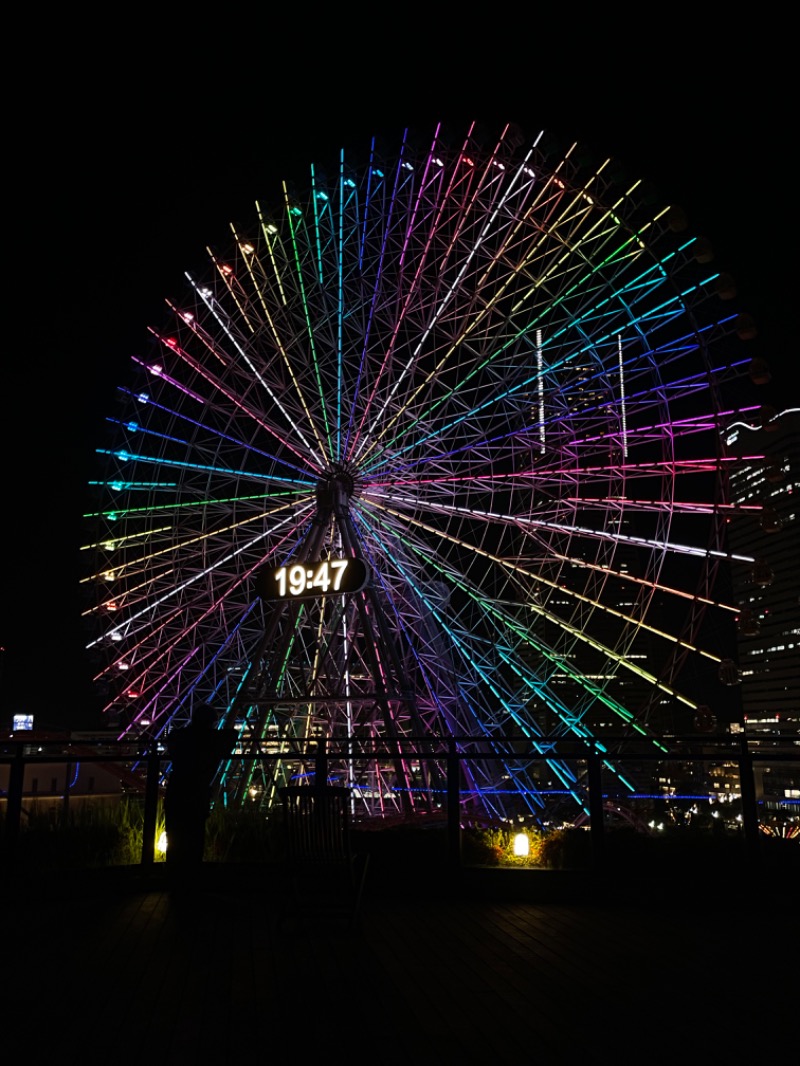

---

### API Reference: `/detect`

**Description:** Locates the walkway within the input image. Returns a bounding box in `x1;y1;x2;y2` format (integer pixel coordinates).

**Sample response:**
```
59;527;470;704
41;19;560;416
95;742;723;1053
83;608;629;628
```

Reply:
1;861;796;1065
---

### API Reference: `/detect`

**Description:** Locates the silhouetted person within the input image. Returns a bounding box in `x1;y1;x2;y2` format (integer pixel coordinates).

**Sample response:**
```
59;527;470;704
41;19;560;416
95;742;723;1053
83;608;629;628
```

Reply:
164;704;236;882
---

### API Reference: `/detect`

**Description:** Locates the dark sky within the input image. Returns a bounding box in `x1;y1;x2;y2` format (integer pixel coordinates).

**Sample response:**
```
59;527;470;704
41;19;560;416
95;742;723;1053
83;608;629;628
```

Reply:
3;20;794;729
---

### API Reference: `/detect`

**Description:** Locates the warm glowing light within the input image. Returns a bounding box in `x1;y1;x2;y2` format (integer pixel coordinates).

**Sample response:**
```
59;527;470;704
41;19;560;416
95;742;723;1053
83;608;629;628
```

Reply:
513;832;530;857
157;832;168;854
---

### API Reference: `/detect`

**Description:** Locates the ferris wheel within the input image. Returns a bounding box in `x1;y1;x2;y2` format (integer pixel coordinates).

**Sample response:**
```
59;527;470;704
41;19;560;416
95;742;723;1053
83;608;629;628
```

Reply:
84;122;762;825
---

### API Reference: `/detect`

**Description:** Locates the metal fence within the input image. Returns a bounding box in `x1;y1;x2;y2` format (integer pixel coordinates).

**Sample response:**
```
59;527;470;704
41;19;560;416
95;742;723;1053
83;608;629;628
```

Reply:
2;733;798;870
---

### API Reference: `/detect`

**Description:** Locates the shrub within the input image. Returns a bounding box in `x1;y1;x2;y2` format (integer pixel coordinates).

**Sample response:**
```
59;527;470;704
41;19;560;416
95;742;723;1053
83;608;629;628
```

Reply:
538;827;592;869
11;800;141;869
205;804;280;862
461;825;546;867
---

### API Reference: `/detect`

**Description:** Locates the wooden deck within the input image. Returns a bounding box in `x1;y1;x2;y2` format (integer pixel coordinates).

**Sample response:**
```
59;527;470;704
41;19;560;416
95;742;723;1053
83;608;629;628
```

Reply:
1;861;796;1065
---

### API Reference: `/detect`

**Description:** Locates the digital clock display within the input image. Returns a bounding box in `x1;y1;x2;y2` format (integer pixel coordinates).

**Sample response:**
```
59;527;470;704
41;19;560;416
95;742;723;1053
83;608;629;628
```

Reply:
256;558;370;600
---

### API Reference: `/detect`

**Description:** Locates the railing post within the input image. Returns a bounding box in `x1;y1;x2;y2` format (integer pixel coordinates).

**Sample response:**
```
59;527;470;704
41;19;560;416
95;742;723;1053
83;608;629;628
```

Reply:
447;738;461;869
141;747;161;868
314;737;328;789
738;734;760;861
4;746;25;863
587;747;605;870
61;760;72;827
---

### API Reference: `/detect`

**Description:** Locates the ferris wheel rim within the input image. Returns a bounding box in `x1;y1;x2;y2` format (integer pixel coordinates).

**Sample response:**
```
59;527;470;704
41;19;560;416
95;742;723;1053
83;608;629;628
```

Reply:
85;121;751;819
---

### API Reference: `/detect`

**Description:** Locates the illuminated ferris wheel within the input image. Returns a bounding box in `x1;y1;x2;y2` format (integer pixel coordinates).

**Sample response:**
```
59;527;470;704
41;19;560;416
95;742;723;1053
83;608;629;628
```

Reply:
84;122;762;824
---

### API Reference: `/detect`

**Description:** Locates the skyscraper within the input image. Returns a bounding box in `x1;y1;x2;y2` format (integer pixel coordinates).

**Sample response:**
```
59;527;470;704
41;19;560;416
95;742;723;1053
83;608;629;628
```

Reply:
725;406;799;726
725;406;799;823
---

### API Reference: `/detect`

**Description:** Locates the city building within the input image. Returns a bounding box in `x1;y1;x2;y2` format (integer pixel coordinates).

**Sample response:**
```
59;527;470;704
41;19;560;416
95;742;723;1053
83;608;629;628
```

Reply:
725;405;799;827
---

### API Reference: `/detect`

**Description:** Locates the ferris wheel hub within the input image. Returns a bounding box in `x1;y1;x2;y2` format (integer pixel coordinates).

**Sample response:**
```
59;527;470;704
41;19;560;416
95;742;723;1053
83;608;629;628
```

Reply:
315;461;363;513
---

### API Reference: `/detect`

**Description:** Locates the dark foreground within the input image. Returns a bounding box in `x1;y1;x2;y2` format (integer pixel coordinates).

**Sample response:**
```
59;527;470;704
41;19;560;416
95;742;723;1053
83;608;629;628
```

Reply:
1;858;796;1065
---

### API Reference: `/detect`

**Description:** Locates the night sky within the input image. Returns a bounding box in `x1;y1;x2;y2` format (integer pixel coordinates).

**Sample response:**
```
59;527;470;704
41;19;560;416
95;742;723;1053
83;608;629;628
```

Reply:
3;18;794;730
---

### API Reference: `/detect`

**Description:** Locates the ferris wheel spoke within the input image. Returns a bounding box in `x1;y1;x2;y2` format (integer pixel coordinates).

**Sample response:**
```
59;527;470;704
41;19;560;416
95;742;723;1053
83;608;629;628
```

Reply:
361;513;654;800
110;385;318;484
361;517;587;759
351;144;561;466
186;264;330;467
86;506;306;652
362;490;729;707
